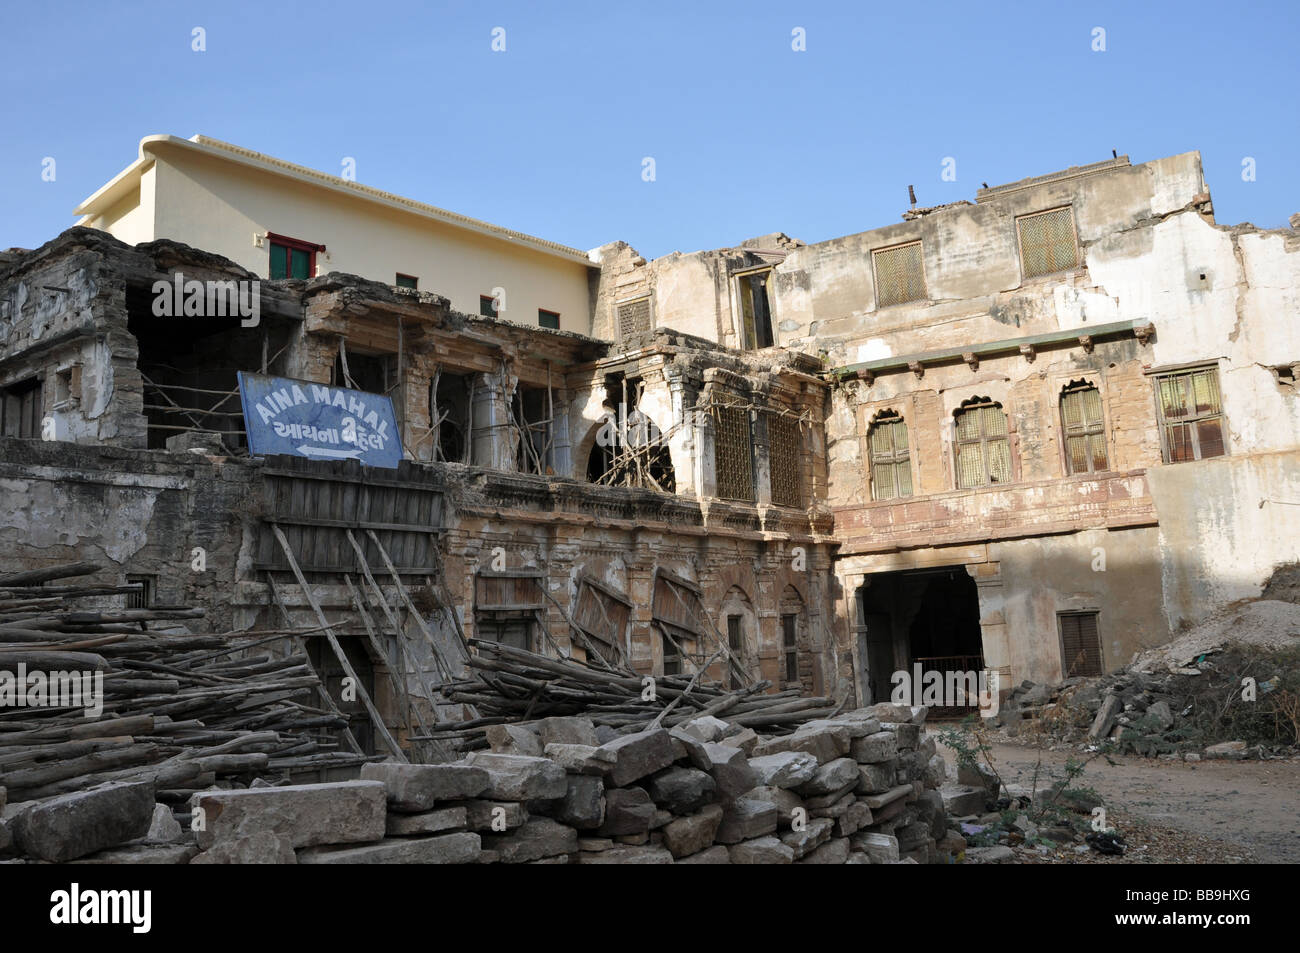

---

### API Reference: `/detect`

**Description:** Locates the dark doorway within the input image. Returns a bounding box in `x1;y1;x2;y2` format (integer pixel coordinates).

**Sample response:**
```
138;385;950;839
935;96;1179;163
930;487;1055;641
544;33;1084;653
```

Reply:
306;635;377;756
854;566;984;710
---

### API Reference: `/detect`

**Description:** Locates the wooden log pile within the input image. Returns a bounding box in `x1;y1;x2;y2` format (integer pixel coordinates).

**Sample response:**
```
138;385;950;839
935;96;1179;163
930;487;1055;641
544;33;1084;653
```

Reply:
422;639;846;754
0;563;375;806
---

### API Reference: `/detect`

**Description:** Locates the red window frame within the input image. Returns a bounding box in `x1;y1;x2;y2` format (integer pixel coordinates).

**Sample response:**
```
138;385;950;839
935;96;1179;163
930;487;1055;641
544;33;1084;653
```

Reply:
267;232;325;280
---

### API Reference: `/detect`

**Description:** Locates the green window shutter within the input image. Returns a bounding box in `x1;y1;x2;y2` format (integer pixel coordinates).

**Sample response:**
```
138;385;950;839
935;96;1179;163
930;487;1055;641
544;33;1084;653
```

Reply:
289;247;311;279
269;244;288;280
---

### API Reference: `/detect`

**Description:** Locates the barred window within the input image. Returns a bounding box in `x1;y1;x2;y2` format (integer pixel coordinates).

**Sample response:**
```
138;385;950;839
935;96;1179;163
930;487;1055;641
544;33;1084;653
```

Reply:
713;405;754;502
617;296;652;339
872;241;926;308
1059;611;1103;677
768;414;803;507
869;411;913;500
1060;382;1109;474
1017;207;1078;279
1154;366;1227;463
954;399;1012;488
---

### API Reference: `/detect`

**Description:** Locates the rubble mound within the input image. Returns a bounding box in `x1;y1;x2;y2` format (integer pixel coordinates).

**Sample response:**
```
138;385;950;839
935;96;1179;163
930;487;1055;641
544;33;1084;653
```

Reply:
1131;600;1300;674
995;601;1300;759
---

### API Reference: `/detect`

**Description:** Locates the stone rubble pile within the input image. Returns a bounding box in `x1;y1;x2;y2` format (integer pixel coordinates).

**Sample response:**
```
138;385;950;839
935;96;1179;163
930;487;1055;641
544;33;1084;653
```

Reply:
991;600;1300;760
1;703;961;864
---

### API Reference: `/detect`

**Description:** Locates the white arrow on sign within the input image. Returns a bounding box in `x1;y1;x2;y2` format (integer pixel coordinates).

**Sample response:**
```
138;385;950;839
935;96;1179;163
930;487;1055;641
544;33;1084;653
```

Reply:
296;444;363;460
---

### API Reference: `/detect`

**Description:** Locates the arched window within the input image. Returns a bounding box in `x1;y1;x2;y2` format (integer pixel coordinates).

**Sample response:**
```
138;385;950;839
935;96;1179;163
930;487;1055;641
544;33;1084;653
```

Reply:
585;406;675;492
868;410;912;500
1060;381;1109;474
720;586;757;690
954;397;1012;488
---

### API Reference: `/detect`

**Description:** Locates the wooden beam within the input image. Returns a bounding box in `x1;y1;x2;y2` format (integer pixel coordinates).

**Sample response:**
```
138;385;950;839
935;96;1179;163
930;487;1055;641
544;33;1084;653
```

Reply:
270;524;406;762
264;573;364;756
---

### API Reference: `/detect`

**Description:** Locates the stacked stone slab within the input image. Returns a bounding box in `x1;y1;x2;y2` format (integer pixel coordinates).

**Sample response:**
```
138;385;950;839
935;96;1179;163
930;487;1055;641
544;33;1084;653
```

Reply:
0;708;956;864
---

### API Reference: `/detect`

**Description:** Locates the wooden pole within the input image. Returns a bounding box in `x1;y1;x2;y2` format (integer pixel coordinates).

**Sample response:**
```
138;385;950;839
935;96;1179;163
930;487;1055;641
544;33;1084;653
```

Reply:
270;524;405;762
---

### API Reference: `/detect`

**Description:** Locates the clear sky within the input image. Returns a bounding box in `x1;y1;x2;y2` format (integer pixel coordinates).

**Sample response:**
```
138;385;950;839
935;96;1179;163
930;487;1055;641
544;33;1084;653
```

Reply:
2;0;1297;259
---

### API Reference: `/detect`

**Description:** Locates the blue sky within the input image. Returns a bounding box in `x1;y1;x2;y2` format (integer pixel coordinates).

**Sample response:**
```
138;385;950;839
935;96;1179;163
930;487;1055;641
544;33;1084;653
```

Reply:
2;0;1296;259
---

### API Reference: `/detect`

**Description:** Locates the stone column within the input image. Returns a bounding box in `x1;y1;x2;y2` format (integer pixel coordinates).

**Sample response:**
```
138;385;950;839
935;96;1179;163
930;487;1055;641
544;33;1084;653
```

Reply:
470;372;510;469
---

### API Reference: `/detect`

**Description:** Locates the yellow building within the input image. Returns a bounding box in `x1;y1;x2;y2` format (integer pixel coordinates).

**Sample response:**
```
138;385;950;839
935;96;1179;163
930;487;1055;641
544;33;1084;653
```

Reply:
74;134;596;334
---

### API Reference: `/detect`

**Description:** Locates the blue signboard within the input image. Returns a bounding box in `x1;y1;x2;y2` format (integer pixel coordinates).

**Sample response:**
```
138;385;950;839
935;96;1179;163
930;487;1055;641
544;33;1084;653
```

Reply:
237;372;404;468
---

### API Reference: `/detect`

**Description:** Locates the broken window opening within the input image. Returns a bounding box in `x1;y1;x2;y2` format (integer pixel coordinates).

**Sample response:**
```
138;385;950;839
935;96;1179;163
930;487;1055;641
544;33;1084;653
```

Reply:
1016;207;1079;280
332;346;392;396
659;624;689;677
872;241;927;309
1060;380;1109;474
572;576;632;667
53;365;82;409
130;304;295;452
953;397;1012;489
425;370;472;464
511;383;555;475
869;409;913;500
712;401;754;502
736;270;774;349
586;374;675;492
1059;610;1103;677
652;571;705;678
0;377;43;439
1153;366;1227;463
474;572;545;653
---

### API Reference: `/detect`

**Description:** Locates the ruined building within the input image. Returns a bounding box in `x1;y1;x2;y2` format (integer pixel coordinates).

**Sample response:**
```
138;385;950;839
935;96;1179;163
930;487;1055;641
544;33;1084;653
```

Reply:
3;137;1298;749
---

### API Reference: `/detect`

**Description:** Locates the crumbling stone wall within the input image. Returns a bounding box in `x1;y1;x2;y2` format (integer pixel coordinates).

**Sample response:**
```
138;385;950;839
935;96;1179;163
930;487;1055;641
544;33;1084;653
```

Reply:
0;438;257;632
0;228;148;447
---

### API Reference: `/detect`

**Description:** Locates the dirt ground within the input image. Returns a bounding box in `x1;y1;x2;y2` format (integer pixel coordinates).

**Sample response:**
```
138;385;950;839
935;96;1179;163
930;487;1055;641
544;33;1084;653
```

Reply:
942;738;1300;864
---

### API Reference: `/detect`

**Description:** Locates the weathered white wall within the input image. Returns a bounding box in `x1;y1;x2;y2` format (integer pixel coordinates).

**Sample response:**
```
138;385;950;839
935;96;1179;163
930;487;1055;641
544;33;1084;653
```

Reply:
1148;448;1300;629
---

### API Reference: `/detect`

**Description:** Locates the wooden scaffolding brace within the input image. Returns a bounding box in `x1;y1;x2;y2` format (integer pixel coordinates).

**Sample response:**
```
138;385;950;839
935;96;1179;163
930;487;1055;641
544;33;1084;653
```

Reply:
263;575;365;758
657;571;756;689
269;524;407;762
